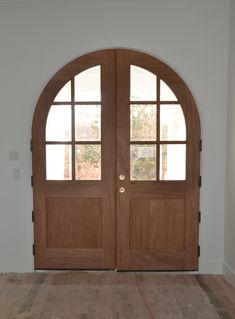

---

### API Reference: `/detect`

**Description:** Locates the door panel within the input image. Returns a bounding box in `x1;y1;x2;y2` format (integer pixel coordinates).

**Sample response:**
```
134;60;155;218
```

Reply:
32;49;200;270
116;49;200;270
32;51;116;269
46;198;102;249
129;197;186;251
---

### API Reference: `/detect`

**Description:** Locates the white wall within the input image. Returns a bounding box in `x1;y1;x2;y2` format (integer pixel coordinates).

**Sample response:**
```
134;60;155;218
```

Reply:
224;0;235;285
0;0;229;273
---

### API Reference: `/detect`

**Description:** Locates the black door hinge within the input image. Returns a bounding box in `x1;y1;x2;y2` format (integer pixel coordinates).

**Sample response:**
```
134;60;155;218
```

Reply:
31;176;33;187
198;211;201;223
32;244;35;256
198;245;200;257
200;139;202;151
199;176;202;187
30;139;33;152
32;211;34;222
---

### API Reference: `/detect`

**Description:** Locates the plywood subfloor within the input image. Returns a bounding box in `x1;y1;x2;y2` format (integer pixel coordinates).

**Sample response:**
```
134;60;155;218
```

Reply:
0;272;235;319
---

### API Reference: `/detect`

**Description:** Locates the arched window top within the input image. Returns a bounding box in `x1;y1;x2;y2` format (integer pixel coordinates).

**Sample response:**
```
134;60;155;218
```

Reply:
45;64;102;181
131;65;156;101
130;65;178;103
160;80;177;101
74;66;101;102
53;65;101;103
129;64;186;181
54;81;71;102
33;49;200;183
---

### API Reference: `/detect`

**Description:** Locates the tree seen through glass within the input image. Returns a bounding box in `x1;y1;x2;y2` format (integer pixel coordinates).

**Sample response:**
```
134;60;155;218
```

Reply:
131;105;156;141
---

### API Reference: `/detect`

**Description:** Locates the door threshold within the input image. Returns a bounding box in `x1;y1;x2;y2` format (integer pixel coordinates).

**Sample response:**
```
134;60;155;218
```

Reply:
35;269;199;275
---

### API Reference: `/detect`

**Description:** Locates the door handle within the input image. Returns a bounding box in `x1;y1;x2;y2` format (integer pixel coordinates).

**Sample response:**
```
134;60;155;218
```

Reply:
119;174;126;181
119;187;125;193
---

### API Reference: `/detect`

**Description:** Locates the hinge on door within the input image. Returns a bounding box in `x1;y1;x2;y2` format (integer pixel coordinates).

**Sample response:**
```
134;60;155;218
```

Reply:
198;245;201;257
200;139;202;151
198;211;201;223
32;244;35;256
32;211;34;222
31;176;33;187
199;176;202;187
30;139;33;152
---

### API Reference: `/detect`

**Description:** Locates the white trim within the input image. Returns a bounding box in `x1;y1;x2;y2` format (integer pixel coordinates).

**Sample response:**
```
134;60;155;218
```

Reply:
0;0;156;3
223;262;235;288
0;258;33;273
199;259;223;274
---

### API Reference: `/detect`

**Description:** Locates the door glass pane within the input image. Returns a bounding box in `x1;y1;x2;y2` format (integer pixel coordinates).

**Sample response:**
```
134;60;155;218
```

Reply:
130;65;157;101
75;105;101;141
54;81;71;102
75;145;101;180
130;145;156;181
75;66;101;102
46;105;71;141
160;80;177;101
160;144;186;180
160;105;186;141
46;145;72;180
130;104;156;141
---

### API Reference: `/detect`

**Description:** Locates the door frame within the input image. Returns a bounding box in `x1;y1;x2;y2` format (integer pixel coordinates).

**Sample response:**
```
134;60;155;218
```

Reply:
32;48;201;270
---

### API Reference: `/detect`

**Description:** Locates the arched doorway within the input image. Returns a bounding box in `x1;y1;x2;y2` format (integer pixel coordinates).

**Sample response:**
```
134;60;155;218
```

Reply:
32;49;200;270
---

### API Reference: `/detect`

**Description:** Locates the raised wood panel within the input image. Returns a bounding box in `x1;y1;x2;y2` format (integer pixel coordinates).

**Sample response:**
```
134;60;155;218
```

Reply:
129;198;185;251
46;198;102;249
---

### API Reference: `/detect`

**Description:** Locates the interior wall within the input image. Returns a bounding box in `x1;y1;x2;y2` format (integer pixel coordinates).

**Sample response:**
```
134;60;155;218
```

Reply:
0;0;229;272
224;0;235;285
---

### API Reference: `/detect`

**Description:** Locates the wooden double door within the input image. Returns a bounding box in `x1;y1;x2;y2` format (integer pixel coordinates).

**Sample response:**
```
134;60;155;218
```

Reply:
32;49;200;270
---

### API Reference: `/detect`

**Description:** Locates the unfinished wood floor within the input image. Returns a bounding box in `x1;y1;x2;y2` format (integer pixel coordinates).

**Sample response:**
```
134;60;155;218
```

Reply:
0;272;235;319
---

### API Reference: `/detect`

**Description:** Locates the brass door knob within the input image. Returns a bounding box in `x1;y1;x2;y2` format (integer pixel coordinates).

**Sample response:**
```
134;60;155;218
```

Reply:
119;174;126;181
119;187;125;193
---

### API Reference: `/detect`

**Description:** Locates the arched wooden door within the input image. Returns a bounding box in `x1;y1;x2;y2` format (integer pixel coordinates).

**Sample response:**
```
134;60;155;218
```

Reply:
32;49;200;270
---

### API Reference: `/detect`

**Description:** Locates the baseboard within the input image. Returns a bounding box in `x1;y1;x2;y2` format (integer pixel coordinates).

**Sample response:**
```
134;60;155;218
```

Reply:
223;262;235;288
198;259;223;274
0;257;34;273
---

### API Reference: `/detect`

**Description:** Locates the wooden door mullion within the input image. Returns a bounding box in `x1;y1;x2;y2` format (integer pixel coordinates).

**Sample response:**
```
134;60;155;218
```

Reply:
157;77;160;181
71;78;75;181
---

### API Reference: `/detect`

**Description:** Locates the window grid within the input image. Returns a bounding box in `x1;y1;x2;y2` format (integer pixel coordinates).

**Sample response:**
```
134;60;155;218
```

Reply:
45;68;102;181
130;66;186;181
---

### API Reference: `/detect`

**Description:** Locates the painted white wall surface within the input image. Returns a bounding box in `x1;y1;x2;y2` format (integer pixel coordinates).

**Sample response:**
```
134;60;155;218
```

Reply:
224;0;235;286
0;0;229;273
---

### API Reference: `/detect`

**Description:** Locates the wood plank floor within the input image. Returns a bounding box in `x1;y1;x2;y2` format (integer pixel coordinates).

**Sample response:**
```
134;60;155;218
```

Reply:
0;272;235;319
